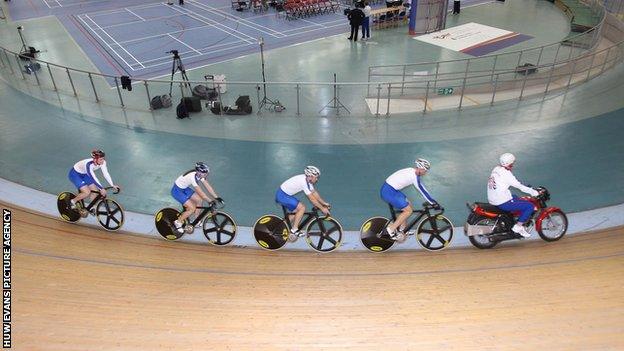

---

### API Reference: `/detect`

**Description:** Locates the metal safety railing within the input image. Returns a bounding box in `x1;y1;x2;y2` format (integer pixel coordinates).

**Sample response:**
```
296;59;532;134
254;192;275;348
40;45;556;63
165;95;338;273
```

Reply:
0;0;622;117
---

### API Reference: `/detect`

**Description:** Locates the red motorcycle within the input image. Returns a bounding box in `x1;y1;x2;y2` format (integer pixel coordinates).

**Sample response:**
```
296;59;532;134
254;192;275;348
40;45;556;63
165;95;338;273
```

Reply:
464;186;568;249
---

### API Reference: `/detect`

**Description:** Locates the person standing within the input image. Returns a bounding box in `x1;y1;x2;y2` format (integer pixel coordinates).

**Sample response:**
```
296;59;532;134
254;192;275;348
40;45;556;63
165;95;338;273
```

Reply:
361;1;372;40
347;6;365;42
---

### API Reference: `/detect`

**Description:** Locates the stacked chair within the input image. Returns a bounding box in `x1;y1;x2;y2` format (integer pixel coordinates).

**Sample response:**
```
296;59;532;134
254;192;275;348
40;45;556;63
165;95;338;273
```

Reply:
282;0;341;20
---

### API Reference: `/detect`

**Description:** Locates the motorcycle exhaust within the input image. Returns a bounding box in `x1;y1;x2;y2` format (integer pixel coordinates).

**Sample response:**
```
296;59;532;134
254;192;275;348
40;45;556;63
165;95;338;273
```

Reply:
463;223;495;236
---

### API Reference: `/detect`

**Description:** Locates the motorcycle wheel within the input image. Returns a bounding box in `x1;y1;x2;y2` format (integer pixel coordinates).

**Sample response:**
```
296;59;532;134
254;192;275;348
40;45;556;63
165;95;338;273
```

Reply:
466;215;498;250
537;210;568;242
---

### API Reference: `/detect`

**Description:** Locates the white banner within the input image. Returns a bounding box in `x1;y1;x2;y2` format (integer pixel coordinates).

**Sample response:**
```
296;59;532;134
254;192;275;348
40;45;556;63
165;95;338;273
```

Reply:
415;22;519;53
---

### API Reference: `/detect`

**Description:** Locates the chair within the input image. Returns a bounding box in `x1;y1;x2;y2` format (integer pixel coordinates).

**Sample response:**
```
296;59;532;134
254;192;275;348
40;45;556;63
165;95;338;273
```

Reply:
375;14;386;28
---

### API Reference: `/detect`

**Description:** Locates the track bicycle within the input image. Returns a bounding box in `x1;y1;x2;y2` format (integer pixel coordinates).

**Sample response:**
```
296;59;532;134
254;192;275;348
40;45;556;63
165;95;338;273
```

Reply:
56;186;124;231
253;205;343;252
154;201;237;245
360;202;454;252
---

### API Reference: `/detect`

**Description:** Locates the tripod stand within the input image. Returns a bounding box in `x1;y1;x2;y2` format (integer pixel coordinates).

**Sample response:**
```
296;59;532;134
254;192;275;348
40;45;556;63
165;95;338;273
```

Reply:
168;50;191;96
320;73;349;115
257;37;284;114
17;26;28;55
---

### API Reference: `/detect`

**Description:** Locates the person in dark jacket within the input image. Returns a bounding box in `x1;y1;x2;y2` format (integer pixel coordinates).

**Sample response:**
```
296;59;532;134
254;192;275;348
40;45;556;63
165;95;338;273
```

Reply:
347;7;365;42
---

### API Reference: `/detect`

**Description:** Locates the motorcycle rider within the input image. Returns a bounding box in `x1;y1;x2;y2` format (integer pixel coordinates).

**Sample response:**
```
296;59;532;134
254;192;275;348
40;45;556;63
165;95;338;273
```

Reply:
487;153;540;238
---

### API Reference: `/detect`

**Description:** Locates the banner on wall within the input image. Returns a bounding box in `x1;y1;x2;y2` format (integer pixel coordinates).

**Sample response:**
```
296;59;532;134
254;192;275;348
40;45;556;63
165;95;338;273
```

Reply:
414;22;532;56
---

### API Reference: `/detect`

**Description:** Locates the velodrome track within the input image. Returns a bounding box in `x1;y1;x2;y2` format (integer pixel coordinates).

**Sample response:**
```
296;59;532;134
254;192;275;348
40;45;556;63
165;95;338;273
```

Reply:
8;203;624;350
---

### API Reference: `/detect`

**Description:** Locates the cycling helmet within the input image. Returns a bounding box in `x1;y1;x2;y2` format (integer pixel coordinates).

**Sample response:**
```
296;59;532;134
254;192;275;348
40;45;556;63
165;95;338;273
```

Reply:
304;165;321;177
414;158;431;170
91;149;105;159
195;162;210;174
499;153;515;167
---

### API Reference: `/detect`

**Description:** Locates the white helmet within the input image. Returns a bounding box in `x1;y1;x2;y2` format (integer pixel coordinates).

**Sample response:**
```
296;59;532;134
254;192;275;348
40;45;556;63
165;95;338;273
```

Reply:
414;158;431;170
304;165;321;177
499;153;515;167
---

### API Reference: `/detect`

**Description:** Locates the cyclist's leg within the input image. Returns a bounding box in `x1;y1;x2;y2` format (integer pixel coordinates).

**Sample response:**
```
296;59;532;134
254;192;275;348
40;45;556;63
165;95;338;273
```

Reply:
179;192;200;223
171;185;195;228
87;184;100;203
276;188;302;231
389;202;412;233
380;183;411;233
291;202;306;233
68;169;91;205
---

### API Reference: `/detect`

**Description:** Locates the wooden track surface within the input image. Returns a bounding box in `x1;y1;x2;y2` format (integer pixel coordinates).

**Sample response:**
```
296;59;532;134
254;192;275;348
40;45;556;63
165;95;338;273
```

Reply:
7;204;624;350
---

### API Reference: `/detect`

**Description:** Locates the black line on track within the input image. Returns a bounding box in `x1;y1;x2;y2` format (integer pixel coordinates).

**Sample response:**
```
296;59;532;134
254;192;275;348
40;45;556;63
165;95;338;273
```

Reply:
15;247;624;277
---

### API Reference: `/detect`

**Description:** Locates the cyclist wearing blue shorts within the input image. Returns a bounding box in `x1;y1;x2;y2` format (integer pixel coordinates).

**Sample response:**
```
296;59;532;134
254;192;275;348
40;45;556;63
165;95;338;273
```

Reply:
171;162;223;234
380;158;440;240
68;149;120;209
275;166;331;236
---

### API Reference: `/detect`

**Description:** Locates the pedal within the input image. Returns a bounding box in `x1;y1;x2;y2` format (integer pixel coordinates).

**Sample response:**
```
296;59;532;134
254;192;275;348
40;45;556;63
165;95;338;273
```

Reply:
184;225;194;234
395;232;407;243
78;209;89;218
287;233;298;242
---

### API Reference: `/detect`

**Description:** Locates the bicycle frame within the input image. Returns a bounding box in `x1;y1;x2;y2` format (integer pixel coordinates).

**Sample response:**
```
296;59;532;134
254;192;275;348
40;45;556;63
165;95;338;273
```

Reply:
388;203;441;232
280;205;324;231
186;201;220;227
81;187;119;211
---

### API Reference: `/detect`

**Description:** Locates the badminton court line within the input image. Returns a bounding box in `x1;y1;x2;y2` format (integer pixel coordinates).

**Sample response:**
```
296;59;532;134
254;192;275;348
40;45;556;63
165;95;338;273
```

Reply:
168;5;256;44
297;17;328;28
42;0;62;8
78;14;145;70
116;23;216;44
97;12;190;30
81;2;163;17
187;0;286;38
167;34;202;55
41;0;53;9
126;8;146;21
281;18;344;34
138;38;251;66
137;38;253;69
83;13;145;68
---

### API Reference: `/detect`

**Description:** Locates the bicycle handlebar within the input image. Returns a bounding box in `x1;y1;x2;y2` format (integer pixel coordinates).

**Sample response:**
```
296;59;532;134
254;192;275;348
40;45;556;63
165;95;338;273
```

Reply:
311;206;331;218
208;200;225;210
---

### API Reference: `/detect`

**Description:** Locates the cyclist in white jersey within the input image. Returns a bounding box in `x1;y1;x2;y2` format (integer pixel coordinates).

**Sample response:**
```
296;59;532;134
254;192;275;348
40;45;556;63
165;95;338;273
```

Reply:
275;166;331;236
171;162;223;234
67;149;120;209
380;158;440;240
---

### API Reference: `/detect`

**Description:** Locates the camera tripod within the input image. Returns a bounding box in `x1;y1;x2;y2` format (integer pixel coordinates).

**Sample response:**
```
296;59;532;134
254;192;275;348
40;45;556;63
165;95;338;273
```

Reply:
320;73;349;115
168;50;191;96
257;37;284;114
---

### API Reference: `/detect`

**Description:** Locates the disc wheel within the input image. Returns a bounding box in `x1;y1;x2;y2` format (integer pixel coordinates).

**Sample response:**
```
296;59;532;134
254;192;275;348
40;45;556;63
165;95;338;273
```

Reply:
537;210;568;242
253;215;288;250
202;211;237;246
57;192;81;222
359;216;394;253
467;216;498;249
95;199;124;231
415;214;454;251
305;217;343;253
155;208;184;241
